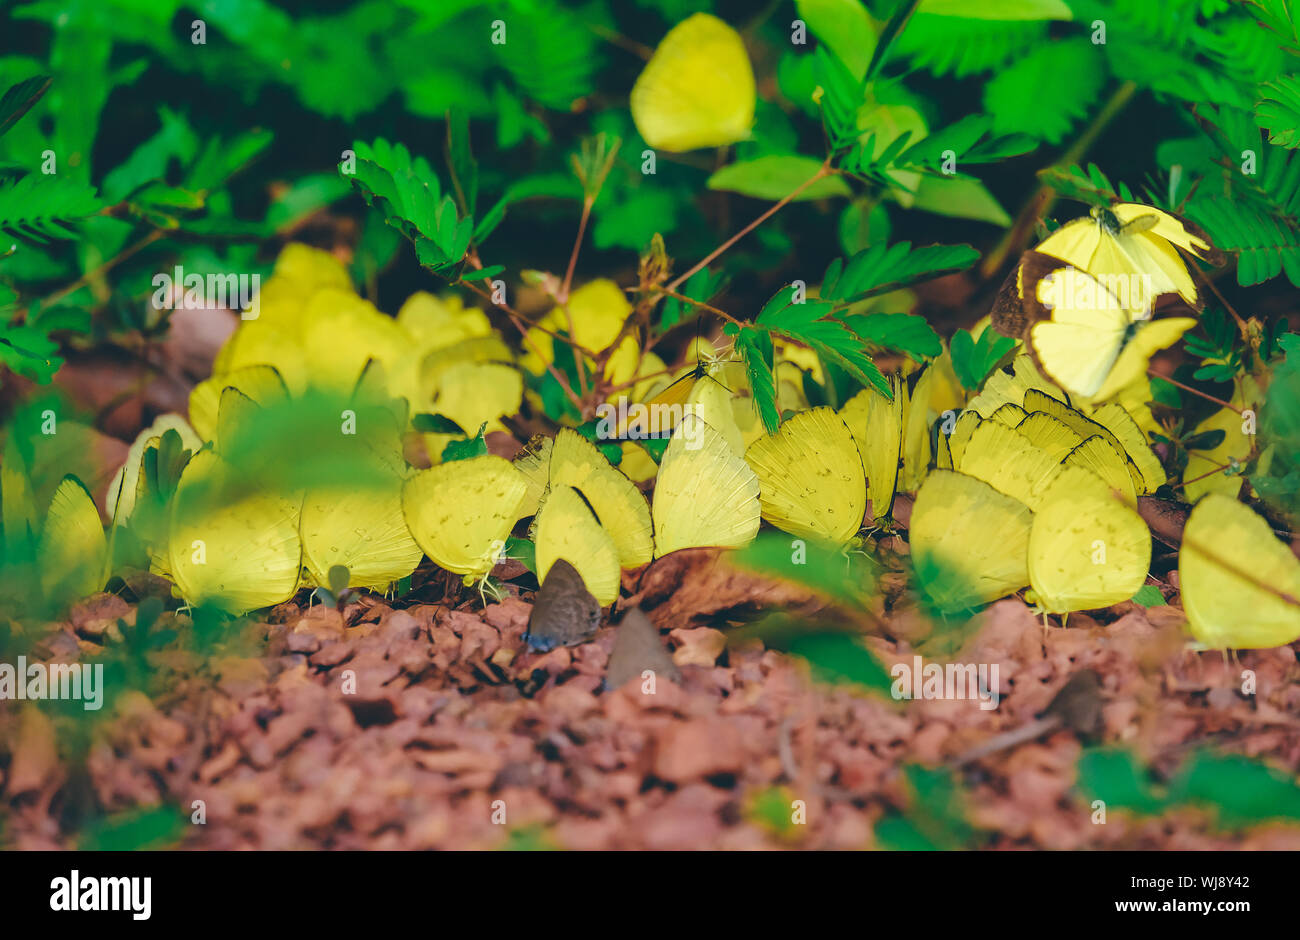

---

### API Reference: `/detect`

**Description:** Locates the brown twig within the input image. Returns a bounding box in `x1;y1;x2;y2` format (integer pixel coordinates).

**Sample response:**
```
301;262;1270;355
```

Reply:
457;278;585;414
981;81;1139;279
13;228;165;323
635;285;746;328
666;159;833;293
1144;369;1242;413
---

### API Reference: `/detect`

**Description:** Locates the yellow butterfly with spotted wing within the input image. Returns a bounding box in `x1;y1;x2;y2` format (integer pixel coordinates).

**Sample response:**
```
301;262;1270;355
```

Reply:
402;455;529;581
744;407;866;547
1028;265;1195;399
1027;465;1150;615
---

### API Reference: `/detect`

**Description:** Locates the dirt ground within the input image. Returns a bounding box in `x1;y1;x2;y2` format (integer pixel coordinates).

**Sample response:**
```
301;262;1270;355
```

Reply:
5;545;1300;851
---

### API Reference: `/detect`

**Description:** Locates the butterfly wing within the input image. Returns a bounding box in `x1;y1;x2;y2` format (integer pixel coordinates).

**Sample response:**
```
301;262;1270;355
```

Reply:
1180;495;1300;649
1029;268;1131;397
533;485;621;606
39;475;107;605
630;13;755;152
910;469;1033;613
524;558;602;651
550;429;654;569
168;449;302;614
652;414;760;556
1028;466;1149;614
402;455;529;579
744;407;866;546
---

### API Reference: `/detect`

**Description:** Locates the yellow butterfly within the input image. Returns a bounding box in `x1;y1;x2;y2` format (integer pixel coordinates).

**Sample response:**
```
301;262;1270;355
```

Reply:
402;455;530;580
39;475;108;606
107;414;201;522
166;448;303;614
1027;465;1150;615
1179;495;1300;649
548;429;654;569
298;425;421;594
188;363;289;442
838;375;903;520
533;484;621;607
652;413;760;556
910;469;1033;614
744;407;866;547
1033;203;1215;313
630;13;756;152
512;435;554;519
954;419;1062;510
1022;389;1146;494
1028;264;1195;399
1062;436;1137;505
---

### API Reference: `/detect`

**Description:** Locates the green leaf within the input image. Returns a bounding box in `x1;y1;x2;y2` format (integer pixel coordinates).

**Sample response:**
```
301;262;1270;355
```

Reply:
794;0;877;79
737;327;780;434
0;175;102;243
846;312;942;361
984;39;1105;144
820;241;980;304
919;0;1071;19
660;267;727;332
493;1;600;110
757;289;889;397
0;322;62;383
1149;376;1182;408
909;175;1012;226
504;535;536;573
1076;748;1169;815
786;632;894;691
441;422;489;462
876;766;976;850
264;173;351;231
345;138;472;278
0;75;52;138
1256;74;1300;149
79;806;186;851
328;564;350;597
733;531;872;606
101;107;198;202
445;106;479;216
1171;753;1300;828
896;15;1045;78
1130;584;1165;607
412;413;465;435
184;129;273;194
708;155;847;202
951;326;1016;391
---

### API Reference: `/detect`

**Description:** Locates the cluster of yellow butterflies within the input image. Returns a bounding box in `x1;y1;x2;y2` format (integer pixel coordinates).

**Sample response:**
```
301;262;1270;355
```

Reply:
11;7;1297;653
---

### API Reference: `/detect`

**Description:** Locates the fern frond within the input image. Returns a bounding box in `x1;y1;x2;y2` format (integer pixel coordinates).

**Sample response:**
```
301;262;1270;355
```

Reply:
1256;74;1300;149
1186;194;1300;286
894;15;1045;78
0;175;101;244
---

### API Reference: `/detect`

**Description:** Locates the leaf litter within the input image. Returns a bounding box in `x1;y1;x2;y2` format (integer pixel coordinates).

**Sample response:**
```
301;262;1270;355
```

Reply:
4;574;1300;850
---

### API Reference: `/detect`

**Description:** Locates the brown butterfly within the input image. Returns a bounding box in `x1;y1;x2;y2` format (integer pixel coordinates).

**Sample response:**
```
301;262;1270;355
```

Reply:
604;607;682;691
524;558;601;651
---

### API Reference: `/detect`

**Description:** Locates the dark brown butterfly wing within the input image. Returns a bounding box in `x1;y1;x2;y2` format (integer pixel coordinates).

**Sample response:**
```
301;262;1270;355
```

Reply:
524;558;601;651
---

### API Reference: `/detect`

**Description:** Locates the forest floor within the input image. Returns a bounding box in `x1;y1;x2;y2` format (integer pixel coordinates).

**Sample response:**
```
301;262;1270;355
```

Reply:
5;547;1300;850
